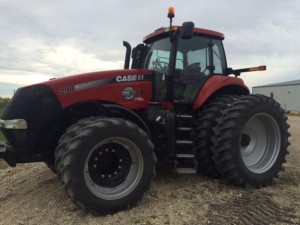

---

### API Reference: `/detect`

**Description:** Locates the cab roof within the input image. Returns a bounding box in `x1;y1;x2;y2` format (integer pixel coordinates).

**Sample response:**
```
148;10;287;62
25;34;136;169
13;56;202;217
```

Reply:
143;26;224;43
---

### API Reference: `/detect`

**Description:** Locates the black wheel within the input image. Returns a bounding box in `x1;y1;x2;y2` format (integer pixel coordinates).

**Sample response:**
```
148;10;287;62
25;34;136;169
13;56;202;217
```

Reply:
194;95;238;178
212;94;290;187
54;117;98;180
60;118;156;214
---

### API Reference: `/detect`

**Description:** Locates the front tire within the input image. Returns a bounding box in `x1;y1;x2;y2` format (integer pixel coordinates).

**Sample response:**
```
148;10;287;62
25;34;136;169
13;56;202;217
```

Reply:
60;118;156;214
212;94;290;187
54;117;98;179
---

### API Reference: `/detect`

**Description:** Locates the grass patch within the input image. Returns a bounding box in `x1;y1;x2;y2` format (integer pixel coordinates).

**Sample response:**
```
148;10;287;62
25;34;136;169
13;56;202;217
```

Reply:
0;98;9;115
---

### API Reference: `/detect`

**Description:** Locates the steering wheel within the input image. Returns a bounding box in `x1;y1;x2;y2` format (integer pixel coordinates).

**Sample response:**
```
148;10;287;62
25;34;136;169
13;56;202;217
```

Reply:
153;58;169;73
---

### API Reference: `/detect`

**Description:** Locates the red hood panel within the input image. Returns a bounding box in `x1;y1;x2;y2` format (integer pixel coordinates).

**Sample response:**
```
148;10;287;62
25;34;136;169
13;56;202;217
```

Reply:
39;69;154;109
41;69;152;88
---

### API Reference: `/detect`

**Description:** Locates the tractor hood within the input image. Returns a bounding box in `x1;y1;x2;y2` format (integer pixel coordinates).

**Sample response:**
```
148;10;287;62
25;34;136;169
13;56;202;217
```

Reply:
40;69;152;93
22;69;154;109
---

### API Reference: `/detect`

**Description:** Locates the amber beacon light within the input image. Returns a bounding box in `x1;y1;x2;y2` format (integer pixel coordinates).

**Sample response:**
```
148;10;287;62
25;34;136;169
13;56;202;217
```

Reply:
168;7;175;19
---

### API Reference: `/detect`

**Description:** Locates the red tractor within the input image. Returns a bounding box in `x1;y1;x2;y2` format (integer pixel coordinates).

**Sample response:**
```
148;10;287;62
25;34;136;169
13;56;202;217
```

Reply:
0;8;289;214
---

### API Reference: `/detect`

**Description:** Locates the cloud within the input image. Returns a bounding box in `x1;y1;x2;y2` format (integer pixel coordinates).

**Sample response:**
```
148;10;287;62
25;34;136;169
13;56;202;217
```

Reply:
0;37;123;87
0;0;299;96
41;41;123;75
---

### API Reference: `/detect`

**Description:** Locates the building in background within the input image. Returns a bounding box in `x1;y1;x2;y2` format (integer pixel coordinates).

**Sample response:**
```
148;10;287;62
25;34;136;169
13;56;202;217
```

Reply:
252;80;300;113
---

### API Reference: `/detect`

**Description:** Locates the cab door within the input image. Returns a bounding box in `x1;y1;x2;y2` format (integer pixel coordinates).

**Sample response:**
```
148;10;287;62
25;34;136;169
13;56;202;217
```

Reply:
174;36;227;103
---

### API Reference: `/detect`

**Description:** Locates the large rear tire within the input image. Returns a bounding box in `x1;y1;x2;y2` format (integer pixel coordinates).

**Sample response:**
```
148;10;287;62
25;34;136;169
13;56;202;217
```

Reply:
194;95;238;178
59;118;156;214
212;94;290;187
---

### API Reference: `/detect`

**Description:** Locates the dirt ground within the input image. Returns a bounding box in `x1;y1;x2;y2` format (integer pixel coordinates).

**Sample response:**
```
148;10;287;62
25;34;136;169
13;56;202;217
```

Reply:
0;116;299;225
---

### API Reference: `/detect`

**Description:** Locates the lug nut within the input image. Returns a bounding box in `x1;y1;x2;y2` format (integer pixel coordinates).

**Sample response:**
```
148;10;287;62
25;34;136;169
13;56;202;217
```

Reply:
114;171;117;175
112;149;115;152
118;166;122;169
105;149;109;152
95;157;98;161
119;159;123;163
99;152;102;155
93;164;97;168
101;174;105;178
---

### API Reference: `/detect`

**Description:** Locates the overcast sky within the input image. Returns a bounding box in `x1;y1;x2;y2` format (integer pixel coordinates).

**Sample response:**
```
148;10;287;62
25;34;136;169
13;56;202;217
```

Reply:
0;0;299;96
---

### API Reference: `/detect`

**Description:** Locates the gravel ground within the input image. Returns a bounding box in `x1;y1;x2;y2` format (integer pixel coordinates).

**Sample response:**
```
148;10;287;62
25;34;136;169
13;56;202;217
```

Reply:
0;116;299;225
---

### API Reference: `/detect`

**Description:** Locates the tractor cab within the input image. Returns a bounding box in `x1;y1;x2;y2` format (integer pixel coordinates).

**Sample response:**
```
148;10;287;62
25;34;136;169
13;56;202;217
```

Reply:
140;27;227;103
126;8;227;104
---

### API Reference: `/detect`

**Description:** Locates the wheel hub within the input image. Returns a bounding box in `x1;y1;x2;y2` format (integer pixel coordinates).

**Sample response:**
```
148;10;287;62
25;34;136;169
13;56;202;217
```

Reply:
84;136;145;200
241;133;251;147
240;113;281;174
88;143;131;188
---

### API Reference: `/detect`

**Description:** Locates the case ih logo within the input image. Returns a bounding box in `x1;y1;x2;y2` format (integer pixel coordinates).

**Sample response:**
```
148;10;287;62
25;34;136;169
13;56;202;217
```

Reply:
121;87;135;100
116;75;145;82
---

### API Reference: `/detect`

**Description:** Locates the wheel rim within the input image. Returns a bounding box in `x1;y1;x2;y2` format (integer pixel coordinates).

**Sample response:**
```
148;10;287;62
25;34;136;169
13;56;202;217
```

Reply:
240;113;281;174
84;137;144;200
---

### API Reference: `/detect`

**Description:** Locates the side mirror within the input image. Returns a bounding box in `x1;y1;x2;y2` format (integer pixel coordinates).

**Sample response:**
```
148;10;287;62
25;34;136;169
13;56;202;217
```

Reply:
180;22;194;39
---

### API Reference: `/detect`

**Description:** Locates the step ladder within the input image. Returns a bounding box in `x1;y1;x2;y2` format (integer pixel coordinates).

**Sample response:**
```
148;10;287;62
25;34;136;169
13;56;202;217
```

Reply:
174;114;197;174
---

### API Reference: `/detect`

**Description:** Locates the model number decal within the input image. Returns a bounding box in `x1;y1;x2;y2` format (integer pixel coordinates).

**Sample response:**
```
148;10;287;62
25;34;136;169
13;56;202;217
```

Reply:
116;75;145;82
59;78;114;95
60;86;75;95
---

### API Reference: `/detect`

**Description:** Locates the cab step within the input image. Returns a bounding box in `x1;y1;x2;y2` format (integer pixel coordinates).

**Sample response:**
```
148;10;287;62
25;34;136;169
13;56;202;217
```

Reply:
178;127;192;131
176;140;193;144
176;153;195;158
175;167;197;174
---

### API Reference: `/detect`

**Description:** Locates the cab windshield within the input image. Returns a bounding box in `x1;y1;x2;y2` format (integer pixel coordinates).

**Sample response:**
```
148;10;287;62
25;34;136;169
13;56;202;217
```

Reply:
142;36;227;76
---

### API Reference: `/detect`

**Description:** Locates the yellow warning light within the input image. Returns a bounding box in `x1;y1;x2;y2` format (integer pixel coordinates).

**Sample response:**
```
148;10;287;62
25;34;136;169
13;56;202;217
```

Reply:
168;7;175;19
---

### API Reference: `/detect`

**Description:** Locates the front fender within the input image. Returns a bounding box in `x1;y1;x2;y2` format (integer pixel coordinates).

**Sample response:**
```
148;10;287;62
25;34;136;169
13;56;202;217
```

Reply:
102;104;150;135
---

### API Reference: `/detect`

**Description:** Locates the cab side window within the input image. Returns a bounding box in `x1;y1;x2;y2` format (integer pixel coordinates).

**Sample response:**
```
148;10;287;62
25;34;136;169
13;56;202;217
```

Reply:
187;48;209;76
211;39;226;74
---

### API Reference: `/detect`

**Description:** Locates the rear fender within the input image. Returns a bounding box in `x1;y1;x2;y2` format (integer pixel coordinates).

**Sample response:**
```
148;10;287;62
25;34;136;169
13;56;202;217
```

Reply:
193;75;249;109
